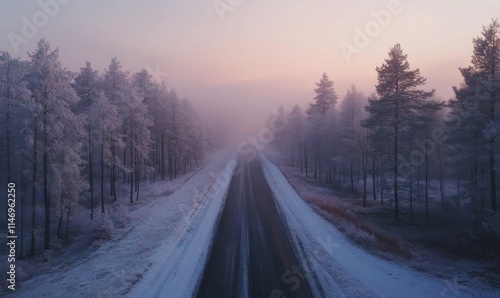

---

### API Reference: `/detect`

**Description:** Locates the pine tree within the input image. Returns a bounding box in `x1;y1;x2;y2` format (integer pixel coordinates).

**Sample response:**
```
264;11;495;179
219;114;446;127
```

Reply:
307;73;338;181
102;58;129;201
0;51;31;186
125;90;153;203
73;61;100;219
27;39;86;250
363;44;434;220
131;70;162;181
449;19;500;212
312;73;337;116
90;91;124;213
167;89;180;180
286;104;306;172
339;85;368;198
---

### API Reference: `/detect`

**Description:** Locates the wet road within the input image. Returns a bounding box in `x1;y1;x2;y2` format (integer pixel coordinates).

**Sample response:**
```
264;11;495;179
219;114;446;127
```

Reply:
196;160;313;298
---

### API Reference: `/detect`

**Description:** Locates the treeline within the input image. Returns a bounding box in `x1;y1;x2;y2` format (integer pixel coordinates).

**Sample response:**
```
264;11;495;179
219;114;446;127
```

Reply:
274;20;500;226
0;39;208;256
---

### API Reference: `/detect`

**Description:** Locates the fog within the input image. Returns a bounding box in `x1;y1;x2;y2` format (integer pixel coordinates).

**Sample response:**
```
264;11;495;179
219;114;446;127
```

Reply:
1;0;498;141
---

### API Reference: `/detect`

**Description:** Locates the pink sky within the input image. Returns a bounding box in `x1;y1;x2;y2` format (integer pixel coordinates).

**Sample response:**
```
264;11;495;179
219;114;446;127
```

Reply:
1;0;499;135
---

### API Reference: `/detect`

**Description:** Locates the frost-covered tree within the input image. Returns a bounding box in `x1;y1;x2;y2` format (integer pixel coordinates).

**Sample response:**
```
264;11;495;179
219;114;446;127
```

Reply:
0;51;31;185
307;73;338;181
166;89;180;180
73;61;100;218
0;51;31;258
177;99;199;172
131;70;163;181
102;58;129;201
339;85;368;198
312;73;338;116
285;104;306;172
363;44;435;220
0;39;211;257
90;91;124;213
27;39;86;250
124;90;153;203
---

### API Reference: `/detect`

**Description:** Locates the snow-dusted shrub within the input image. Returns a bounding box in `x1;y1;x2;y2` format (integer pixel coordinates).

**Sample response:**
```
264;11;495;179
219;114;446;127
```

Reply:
40;249;54;263
341;222;377;246
111;201;129;228
482;211;500;241
345;208;355;218
151;182;172;198
16;260;33;281
93;210;115;240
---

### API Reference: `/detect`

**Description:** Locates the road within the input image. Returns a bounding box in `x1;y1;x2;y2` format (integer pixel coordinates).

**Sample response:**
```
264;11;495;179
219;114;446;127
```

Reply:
196;160;313;298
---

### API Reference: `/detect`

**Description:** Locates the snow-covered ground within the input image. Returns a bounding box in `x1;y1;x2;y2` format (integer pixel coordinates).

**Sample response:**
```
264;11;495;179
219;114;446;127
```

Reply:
7;150;235;298
129;155;236;297
7;149;498;298
260;154;500;298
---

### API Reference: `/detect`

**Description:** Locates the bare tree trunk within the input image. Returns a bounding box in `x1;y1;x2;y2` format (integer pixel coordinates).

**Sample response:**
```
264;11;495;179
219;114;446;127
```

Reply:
381;171;384;206
489;143;497;211
101;142;105;213
490;96;497;211
350;161;354;194
89;127;94;219
31;118;37;256
425;130;429;221
43;104;50;250
65;207;70;243
123;139;127;184
314;155;318;180
299;142;303;173
372;156;377;201
161;133;165;180
362;153;367;207
130;136;134;204
57;209;63;238
304;148;308;178
394;124;399;221
438;144;447;213
136;166;141;201
319;158;322;183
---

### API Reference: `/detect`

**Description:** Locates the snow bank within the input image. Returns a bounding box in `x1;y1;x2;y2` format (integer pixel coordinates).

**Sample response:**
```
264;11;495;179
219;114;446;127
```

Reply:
260;154;498;298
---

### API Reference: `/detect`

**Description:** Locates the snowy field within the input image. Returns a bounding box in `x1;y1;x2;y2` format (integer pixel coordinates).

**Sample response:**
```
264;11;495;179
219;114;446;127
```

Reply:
260;154;500;298
5;150;234;297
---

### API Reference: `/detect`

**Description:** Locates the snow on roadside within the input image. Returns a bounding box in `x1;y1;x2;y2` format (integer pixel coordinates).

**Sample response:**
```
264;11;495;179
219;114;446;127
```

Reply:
8;151;235;298
260;154;500;298
129;155;237;297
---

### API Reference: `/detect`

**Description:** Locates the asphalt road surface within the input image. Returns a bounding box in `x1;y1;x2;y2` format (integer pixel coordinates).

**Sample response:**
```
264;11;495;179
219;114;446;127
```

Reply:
197;160;313;298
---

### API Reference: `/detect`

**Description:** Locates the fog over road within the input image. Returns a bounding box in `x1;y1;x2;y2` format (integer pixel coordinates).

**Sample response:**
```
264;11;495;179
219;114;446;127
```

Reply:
197;160;313;298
